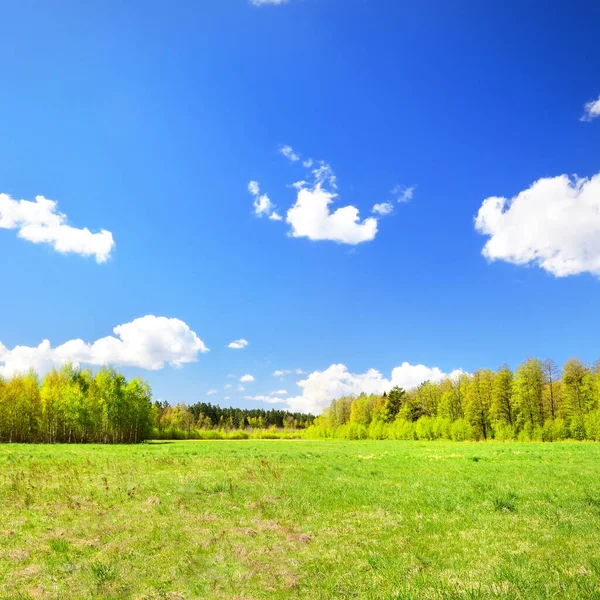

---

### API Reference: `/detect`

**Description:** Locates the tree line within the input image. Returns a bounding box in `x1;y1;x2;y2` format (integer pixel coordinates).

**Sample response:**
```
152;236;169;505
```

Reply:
153;401;313;438
0;366;154;443
306;358;600;441
4;357;600;444
0;365;313;443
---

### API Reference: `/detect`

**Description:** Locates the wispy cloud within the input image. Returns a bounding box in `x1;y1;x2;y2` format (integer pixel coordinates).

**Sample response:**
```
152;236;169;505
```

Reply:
392;185;416;203
273;368;303;377
251;0;288;5
581;94;600;121
279;145;300;162
228;339;249;349
372;202;394;216
248;181;276;217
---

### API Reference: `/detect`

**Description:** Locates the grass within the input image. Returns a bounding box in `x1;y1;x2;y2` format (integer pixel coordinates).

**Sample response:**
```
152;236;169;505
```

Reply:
0;441;599;599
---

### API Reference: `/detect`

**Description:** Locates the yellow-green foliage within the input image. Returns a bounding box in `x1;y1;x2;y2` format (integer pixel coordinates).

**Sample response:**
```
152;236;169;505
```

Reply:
306;358;600;442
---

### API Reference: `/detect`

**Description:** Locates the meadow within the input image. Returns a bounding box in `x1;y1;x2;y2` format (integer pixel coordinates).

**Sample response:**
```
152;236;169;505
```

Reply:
1;440;599;600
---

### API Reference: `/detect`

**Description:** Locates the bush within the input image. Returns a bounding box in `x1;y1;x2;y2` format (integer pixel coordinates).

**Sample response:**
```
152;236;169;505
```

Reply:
450;419;474;442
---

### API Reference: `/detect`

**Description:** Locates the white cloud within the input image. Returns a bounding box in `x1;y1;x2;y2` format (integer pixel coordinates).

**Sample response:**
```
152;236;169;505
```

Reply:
475;172;600;277
0;315;208;377
254;194;273;216
392;185;415;203
224;384;232;389
240;374;255;383
287;184;378;245
285;363;464;414
311;161;337;190
273;368;303;377
0;193;114;263
228;338;249;349
251;151;410;245
207;389;217;396
581;95;600;121
237;384;246;392
224;396;230;401
251;0;288;5
279;145;300;162
244;395;285;404
272;389;288;395
372;202;394;216
248;180;280;220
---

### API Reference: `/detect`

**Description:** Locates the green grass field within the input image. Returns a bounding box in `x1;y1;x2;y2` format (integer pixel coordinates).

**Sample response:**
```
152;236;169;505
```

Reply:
1;441;599;599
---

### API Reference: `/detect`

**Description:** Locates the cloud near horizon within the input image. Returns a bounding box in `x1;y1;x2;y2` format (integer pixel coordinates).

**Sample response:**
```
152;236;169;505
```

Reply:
0;316;208;377
0;193;114;263
281;362;464;414
244;395;284;404
475;172;600;276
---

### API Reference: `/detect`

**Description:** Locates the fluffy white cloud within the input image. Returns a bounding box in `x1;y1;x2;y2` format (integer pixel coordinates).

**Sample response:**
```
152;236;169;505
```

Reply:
237;384;246;392
0;315;208;377
251;0;288;5
279;145;300;162
272;389;288;395
250;151;411;245
372;202;394;216
287;184;378;244
0;193;114;263
240;374;255;383
207;389;217;396
475;172;600;276
244;395;284;404
228;338;249;349
581;95;600;121
285;363;464;414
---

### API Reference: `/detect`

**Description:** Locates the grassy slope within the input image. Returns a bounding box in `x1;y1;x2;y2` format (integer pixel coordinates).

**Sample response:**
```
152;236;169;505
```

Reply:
0;441;599;599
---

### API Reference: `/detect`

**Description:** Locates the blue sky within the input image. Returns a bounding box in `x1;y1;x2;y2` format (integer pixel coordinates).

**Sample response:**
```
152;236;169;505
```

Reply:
1;0;599;414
